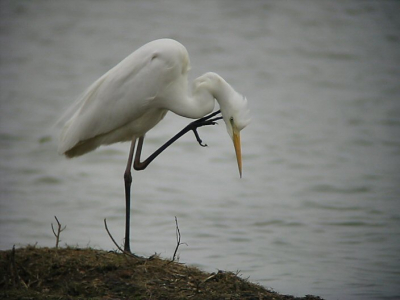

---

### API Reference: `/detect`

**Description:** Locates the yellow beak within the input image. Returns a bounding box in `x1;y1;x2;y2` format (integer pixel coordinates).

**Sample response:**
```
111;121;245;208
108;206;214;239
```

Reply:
233;130;242;178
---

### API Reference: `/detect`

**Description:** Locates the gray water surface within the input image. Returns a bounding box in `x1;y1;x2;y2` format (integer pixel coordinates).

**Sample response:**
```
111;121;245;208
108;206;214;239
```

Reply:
1;1;400;299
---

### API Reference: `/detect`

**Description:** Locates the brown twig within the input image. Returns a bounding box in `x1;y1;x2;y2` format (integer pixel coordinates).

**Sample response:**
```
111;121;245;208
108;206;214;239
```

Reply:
9;245;28;288
103;218;143;259
172;216;187;262
10;245;17;286
51;216;66;249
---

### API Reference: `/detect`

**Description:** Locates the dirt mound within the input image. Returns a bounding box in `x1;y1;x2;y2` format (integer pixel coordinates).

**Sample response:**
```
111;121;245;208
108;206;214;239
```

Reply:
1;246;323;299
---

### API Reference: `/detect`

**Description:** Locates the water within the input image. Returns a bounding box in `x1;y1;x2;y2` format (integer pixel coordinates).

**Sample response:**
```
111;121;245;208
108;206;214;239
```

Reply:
1;1;400;299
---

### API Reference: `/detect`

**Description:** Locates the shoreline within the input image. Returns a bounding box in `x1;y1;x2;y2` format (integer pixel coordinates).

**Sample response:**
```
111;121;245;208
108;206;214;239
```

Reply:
1;246;323;299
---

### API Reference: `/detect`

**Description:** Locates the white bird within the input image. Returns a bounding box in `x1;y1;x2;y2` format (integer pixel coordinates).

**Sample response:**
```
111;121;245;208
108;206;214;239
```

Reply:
58;39;250;253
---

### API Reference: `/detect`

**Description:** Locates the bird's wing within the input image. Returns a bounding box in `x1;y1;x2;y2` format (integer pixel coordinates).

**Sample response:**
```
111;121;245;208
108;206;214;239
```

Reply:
58;39;189;155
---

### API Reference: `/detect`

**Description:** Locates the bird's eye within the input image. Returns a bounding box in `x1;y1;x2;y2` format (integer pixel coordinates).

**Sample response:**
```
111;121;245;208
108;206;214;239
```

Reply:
229;117;234;125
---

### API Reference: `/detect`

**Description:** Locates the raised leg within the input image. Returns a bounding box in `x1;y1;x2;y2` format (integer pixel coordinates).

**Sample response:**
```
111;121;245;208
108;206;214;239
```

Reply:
122;110;222;253
123;138;136;253
134;110;222;170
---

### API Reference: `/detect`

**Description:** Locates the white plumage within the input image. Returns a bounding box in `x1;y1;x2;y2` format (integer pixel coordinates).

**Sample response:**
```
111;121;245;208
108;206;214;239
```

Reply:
58;38;250;253
58;39;250;159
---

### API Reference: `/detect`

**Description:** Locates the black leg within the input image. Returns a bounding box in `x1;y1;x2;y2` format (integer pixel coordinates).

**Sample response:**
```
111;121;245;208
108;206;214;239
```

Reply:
121;110;222;253
123;138;136;253
134;110;222;171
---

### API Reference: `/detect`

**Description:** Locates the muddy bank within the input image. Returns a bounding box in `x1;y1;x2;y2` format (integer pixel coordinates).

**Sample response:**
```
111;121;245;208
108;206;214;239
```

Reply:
1;246;323;299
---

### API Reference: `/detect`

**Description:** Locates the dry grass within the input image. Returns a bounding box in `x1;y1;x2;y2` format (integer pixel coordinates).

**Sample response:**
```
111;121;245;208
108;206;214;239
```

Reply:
0;246;323;300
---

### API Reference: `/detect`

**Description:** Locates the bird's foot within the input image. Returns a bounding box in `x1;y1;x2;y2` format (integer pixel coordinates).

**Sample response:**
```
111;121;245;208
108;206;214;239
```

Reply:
192;128;207;147
189;110;223;147
124;250;147;261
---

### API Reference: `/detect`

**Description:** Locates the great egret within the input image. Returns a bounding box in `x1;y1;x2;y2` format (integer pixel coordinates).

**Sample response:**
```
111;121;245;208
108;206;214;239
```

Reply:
58;39;250;253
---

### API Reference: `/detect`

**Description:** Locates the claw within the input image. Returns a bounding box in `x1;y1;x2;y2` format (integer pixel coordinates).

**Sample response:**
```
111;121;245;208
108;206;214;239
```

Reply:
206;116;223;124
193;128;207;147
187;110;223;147
199;109;221;122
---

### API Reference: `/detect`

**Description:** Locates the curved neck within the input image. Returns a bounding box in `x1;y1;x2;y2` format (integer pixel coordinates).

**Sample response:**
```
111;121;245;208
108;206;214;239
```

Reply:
166;72;235;119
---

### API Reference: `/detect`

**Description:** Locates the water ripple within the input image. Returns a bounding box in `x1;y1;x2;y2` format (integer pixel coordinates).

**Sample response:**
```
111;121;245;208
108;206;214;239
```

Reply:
308;184;371;194
320;221;386;228
253;219;305;228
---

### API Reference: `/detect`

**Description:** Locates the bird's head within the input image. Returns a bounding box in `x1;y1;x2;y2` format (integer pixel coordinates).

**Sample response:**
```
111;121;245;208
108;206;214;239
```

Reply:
220;92;251;178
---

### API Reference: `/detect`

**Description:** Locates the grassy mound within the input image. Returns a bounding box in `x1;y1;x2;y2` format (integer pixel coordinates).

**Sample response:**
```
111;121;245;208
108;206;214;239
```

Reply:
1;246;323;299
